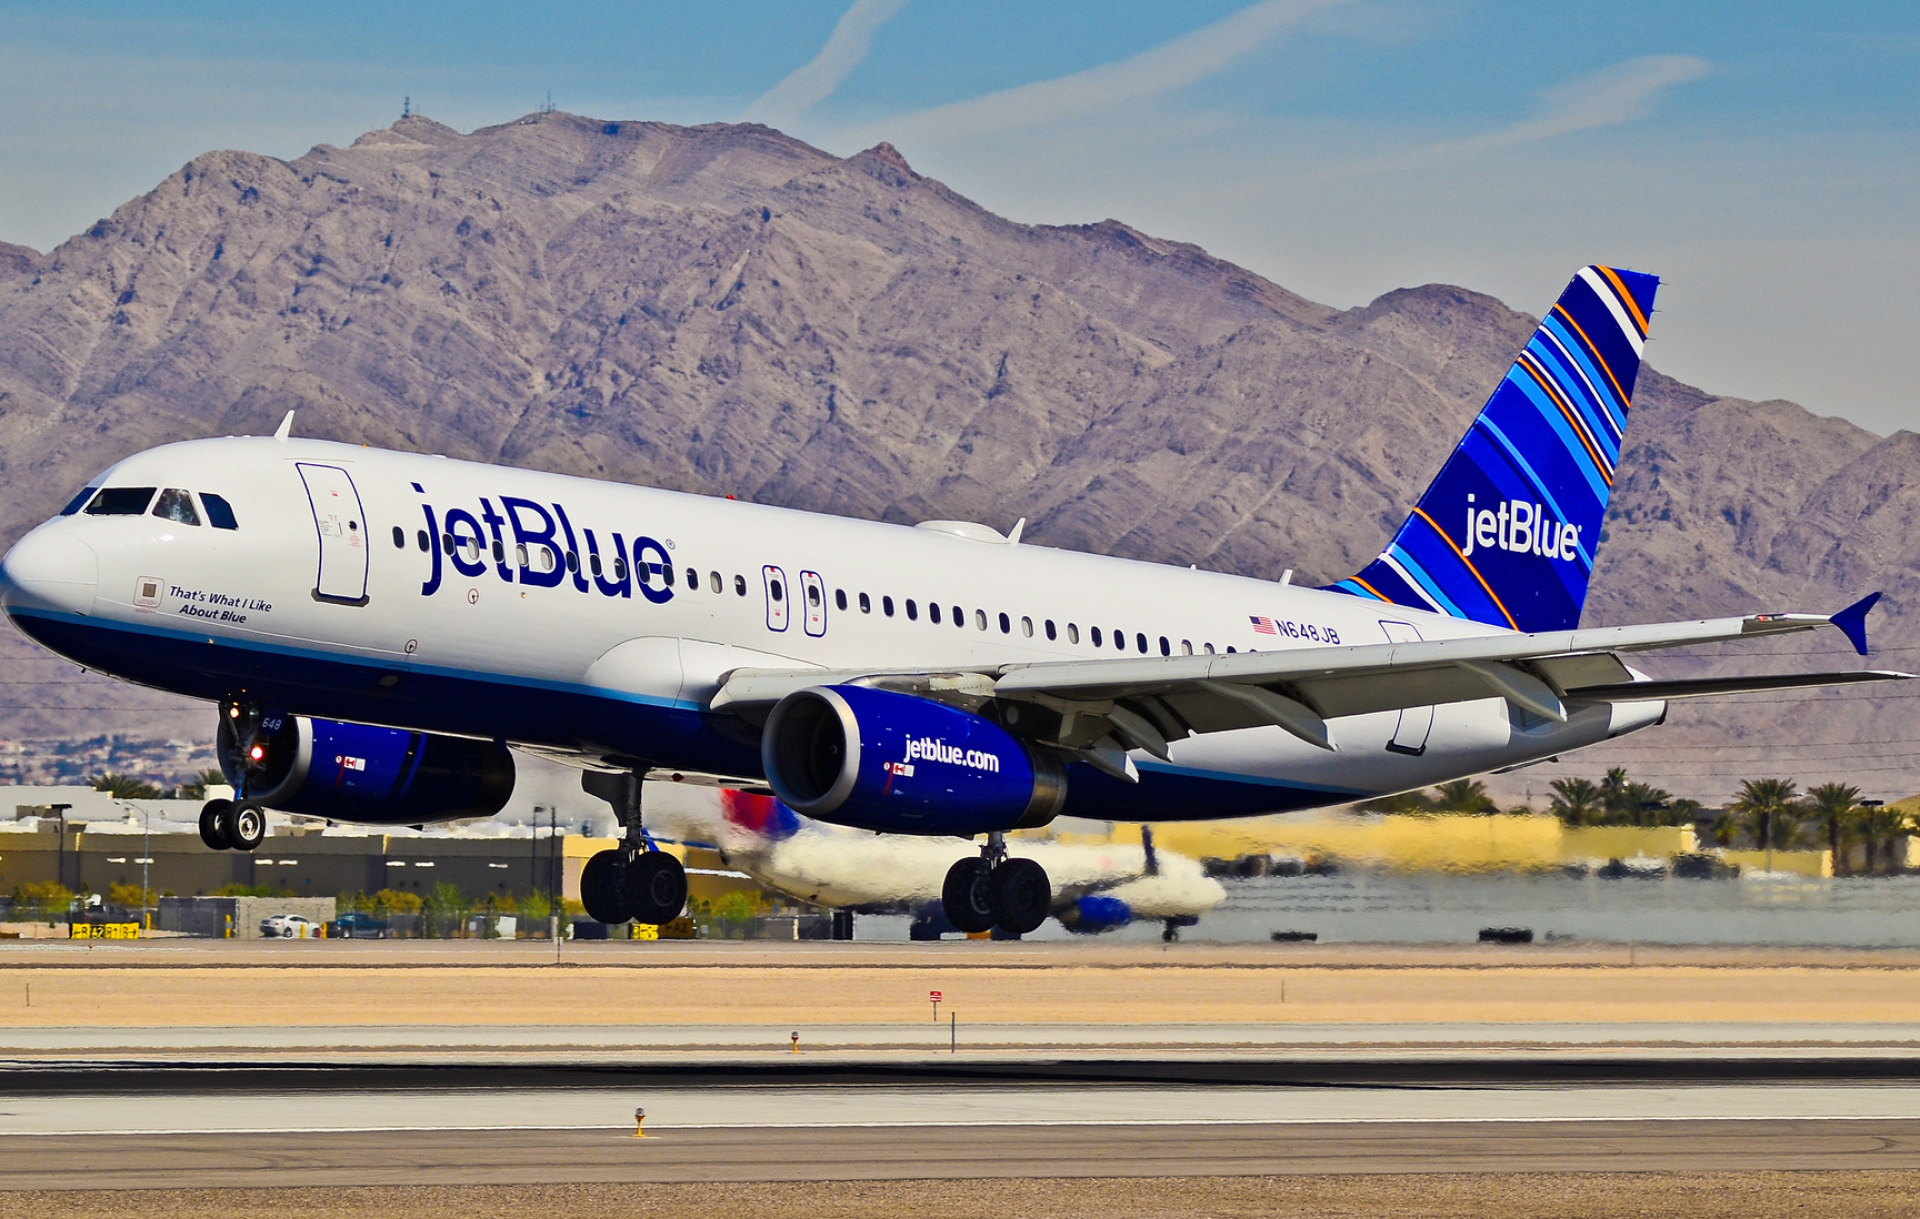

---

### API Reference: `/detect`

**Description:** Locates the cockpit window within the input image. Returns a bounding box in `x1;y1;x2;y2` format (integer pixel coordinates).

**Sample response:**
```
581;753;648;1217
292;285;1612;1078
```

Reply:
152;488;201;526
85;487;156;516
199;493;239;531
59;487;98;516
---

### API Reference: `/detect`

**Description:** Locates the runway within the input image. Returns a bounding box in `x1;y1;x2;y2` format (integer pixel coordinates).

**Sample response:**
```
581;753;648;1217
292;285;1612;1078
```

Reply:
5;1060;1920;1189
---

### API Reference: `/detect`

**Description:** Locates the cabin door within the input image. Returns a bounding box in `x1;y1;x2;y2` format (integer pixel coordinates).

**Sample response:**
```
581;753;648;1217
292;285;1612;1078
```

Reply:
297;463;370;606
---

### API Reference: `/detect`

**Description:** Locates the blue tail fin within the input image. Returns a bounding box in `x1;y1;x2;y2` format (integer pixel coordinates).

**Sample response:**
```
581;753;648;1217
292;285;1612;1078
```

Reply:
1329;265;1659;633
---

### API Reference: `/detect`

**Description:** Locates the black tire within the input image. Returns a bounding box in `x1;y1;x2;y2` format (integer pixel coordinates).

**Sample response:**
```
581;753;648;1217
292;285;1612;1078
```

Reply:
989;858;1051;935
622;852;688;925
941;858;996;933
580;849;631;924
225;803;266;851
199;800;233;851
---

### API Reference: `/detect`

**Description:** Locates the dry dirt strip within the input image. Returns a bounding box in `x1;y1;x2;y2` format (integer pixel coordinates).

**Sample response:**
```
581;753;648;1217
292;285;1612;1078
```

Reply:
5;960;1920;1026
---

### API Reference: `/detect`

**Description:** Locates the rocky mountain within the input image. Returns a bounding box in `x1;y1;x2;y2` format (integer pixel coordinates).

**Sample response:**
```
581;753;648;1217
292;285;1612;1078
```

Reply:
0;112;1913;800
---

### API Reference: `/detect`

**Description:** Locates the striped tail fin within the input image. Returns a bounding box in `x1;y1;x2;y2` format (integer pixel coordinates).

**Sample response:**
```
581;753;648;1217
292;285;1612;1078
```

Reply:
1330;265;1659;633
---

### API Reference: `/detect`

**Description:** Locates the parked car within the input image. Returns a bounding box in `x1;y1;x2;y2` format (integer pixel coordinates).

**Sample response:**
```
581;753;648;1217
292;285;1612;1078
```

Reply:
260;913;321;939
327;911;391;939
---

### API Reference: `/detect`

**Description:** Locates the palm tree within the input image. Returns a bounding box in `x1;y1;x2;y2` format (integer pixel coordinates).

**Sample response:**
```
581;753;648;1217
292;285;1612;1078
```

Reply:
1806;783;1862;876
1856;804;1914;876
1732;778;1801;858
1549;778;1603;827
89;772;161;799
176;768;228;800
1432;779;1496;815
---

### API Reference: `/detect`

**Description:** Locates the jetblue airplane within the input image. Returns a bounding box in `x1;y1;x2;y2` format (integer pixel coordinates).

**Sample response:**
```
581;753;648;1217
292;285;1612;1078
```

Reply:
0;266;1902;934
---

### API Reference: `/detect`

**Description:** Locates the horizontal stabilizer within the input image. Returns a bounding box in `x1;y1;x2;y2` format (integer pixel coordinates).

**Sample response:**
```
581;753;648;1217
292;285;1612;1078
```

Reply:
1566;670;1911;702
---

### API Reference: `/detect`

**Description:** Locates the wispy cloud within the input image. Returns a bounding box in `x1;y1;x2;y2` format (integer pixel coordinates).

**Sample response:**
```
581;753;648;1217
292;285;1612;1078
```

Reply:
860;0;1351;143
1434;54;1713;156
744;0;909;131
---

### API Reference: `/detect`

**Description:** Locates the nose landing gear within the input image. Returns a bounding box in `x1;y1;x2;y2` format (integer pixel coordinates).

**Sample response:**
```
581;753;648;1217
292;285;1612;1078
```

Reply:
941;832;1052;937
198;798;267;851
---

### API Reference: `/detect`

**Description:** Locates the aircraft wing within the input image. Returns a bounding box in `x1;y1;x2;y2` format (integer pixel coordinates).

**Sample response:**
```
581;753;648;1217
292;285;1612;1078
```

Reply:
708;598;1909;775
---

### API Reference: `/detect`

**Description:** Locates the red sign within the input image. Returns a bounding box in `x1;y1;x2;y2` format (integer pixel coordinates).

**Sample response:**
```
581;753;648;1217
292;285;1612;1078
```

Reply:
929;990;943;1003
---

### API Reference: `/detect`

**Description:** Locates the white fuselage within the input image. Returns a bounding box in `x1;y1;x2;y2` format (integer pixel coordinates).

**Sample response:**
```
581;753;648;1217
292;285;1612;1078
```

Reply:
0;436;1662;821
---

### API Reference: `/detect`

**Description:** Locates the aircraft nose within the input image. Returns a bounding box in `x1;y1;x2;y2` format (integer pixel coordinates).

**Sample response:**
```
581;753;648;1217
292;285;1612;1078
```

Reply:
0;527;98;616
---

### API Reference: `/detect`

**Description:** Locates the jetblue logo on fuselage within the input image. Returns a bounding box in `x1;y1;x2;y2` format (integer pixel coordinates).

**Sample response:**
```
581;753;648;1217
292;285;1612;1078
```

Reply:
1461;494;1580;562
414;491;674;604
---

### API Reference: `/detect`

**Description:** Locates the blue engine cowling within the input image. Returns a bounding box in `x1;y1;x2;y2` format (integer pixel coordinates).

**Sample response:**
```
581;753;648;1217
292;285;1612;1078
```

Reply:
219;712;514;825
761;685;1066;835
1057;894;1133;935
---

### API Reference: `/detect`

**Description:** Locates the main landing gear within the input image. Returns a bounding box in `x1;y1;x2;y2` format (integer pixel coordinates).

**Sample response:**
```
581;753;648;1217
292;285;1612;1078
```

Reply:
579;770;689;927
941;832;1051;937
198;798;266;852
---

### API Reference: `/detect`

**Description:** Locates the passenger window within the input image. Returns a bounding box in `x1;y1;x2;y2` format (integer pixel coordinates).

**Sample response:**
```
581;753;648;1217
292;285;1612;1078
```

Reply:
567;550;579;572
685;567;696;588
516;543;530;569
954;606;965;629
1090;626;1102;647
391;526;404;548
1181;640;1193;656
977;610;989;631
590;554;604;578
87;487;156;516
1137;633;1148;654
859;592;871;614
734;574;747;596
200;493;239;530
1226;646;1236;654
710;571;722;593
540;547;556;573
1204;643;1215;654
417;530;430;552
1068;623;1079;644
930;602;941;624
883;596;895;617
1159;636;1170;656
615;557;628;580
807;584;820;606
663;564;676;587
492;539;505;563
906;599;918;621
60;487;98;516
770;579;783;602
152;489;201;526
1020;616;1032;637
835;589;848;611
1044;619;1056;641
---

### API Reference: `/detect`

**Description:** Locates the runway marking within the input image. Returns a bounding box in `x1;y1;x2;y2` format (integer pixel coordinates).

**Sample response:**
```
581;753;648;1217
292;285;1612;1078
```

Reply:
6;1114;1920;1137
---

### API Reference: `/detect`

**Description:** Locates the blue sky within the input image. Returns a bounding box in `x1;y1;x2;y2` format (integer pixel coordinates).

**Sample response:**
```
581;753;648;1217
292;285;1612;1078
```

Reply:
1;1;1916;434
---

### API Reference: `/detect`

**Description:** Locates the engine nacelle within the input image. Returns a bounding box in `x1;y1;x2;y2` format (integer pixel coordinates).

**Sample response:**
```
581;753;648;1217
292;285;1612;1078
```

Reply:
219;713;514;825
761;685;1066;836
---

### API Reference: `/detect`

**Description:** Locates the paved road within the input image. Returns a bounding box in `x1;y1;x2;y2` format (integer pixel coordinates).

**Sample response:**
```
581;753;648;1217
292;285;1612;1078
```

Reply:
4;1119;1920;1188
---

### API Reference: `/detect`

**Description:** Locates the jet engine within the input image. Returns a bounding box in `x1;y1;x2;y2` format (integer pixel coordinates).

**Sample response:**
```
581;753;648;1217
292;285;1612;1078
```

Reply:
218;712;514;825
760;685;1066;836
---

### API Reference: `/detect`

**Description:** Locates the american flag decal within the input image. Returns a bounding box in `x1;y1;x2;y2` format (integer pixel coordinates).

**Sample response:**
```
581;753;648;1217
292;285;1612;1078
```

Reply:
1249;616;1278;635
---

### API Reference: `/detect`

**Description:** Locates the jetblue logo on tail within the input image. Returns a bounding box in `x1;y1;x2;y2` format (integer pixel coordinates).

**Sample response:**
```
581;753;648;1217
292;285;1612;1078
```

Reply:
1328;264;1658;634
1461;495;1581;563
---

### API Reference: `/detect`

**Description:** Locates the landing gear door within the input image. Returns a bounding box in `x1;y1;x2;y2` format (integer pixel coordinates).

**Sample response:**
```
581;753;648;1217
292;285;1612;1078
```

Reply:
297;464;370;606
762;565;789;632
1378;620;1432;756
800;570;826;637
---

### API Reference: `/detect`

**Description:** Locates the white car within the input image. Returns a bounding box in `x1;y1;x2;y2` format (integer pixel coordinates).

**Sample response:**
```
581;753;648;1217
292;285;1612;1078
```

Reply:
259;914;320;939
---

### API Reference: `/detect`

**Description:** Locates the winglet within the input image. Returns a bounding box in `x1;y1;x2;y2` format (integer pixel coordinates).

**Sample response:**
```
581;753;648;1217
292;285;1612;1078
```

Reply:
1830;592;1882;657
1008;517;1026;545
273;410;296;443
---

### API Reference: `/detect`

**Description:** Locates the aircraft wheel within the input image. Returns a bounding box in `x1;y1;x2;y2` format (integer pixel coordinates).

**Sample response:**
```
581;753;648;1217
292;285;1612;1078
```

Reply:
224;802;266;851
989;858;1051;936
622;851;688;925
941;858;996;934
199;800;233;851
580;849;631;924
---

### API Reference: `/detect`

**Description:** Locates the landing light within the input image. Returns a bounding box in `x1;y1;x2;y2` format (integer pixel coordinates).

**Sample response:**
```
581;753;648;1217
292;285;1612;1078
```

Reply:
249;745;265;762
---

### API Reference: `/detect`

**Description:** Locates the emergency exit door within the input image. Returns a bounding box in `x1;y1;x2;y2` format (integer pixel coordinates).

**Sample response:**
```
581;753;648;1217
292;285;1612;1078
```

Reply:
298;463;370;605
